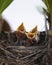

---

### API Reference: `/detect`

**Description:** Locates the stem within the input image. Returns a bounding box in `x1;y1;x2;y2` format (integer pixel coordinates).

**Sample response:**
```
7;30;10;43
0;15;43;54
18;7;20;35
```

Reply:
0;16;3;32
48;13;51;30
48;15;52;54
44;14;48;41
51;15;52;30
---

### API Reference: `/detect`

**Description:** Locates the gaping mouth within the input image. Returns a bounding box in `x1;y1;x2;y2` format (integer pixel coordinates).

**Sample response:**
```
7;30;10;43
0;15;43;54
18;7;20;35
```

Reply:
16;22;38;39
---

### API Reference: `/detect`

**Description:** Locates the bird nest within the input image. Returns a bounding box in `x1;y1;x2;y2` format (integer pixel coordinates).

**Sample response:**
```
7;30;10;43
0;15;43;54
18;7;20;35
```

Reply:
0;31;52;65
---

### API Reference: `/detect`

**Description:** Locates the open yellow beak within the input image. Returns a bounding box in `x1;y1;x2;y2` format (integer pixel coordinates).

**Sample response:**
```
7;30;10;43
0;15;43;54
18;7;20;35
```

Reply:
17;22;26;33
25;26;38;39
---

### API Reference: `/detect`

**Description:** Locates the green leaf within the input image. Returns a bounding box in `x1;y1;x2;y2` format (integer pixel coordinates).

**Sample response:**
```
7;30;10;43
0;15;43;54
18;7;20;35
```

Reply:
0;0;13;15
43;8;48;15
42;0;52;14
